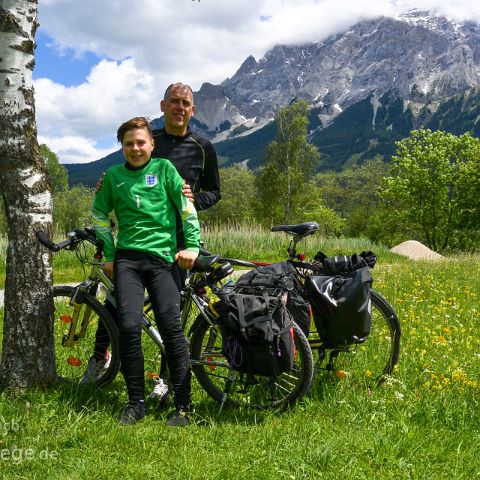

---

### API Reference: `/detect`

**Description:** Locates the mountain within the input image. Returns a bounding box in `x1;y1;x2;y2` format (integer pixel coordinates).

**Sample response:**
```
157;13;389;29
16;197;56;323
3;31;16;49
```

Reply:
66;9;480;186
205;10;480;134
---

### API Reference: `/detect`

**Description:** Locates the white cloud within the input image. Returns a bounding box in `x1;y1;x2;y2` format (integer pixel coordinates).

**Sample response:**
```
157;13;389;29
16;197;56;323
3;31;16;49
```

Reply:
34;0;480;163
34;58;160;162
35;58;158;138
38;135;118;165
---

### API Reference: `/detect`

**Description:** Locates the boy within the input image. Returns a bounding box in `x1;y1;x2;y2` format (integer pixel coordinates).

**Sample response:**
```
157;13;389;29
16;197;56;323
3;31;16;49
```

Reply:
92;117;199;426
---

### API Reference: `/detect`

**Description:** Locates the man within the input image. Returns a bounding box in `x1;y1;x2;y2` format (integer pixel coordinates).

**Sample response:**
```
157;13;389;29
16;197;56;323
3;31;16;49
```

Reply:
81;83;221;402
149;82;220;399
153;82;220;280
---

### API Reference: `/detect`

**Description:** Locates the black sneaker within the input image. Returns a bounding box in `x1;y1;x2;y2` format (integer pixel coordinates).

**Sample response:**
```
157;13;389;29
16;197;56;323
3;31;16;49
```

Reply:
166;407;190;427
119;400;147;426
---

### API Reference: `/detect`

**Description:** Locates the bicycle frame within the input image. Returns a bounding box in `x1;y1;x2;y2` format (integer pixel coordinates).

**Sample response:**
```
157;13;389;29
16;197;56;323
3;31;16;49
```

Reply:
39;223;399;401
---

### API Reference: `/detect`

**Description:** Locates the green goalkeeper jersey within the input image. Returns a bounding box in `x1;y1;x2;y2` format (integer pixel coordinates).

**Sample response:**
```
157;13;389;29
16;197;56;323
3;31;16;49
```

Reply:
92;158;200;263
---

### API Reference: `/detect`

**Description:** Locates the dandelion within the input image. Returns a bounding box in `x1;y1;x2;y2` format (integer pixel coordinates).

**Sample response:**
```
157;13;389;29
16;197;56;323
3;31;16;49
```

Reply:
452;369;466;381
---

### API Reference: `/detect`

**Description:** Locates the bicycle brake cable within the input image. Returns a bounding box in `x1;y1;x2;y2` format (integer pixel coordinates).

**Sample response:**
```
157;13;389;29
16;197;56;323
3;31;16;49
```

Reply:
74;240;90;278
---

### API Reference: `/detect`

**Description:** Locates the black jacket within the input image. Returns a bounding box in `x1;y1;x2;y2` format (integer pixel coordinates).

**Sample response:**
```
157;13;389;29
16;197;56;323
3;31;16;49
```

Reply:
152;127;221;211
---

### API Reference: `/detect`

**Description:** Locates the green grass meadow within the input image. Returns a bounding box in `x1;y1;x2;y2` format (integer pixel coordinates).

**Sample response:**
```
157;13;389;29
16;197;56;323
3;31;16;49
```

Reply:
0;227;479;479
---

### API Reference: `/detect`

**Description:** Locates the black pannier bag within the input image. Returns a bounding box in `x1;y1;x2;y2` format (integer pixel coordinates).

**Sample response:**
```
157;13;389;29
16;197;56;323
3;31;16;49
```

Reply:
234;261;311;337
306;252;375;349
286;290;311;338
217;290;294;376
217;262;304;376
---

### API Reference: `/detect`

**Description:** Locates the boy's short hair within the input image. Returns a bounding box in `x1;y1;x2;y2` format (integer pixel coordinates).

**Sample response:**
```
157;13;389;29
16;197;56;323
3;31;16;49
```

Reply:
117;117;152;143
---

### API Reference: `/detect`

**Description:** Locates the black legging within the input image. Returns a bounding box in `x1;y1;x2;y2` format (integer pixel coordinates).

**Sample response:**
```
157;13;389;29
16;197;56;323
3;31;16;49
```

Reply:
114;249;191;407
92;297;117;360
93;264;186;381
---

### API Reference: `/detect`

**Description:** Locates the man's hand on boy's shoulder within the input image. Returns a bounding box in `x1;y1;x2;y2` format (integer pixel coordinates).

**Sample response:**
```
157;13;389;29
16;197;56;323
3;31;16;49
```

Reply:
182;181;194;203
95;173;105;194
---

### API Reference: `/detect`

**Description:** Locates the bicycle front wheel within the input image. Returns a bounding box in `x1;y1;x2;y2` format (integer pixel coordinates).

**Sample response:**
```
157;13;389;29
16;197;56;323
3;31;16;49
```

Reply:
315;289;401;385
51;286;120;388
190;317;314;409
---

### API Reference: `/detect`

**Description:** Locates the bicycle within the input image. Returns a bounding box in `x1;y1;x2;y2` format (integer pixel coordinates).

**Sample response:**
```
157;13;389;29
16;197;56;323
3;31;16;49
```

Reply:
177;221;400;410
37;220;400;409
36;228;315;410
218;221;401;386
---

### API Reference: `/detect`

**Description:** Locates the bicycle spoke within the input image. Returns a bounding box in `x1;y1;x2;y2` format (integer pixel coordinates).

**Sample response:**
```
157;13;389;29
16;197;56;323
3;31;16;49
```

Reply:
313;290;400;386
191;318;314;409
51;286;120;388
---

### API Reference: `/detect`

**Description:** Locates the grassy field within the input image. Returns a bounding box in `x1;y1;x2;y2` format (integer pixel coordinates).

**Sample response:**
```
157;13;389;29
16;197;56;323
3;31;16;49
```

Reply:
0;227;479;479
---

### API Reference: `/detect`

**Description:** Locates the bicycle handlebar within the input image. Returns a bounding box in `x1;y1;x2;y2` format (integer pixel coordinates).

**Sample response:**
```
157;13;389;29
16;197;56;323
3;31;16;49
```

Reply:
36;227;102;252
36;230;72;252
36;227;228;277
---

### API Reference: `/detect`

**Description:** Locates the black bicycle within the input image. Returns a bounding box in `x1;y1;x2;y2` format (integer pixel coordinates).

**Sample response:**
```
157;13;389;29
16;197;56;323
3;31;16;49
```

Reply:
36;228;315;410
37;222;400;410
213;221;401;387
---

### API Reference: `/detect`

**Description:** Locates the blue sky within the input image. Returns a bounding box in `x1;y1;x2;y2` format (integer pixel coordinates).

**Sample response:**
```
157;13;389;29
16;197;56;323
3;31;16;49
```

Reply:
34;31;101;87
33;0;480;164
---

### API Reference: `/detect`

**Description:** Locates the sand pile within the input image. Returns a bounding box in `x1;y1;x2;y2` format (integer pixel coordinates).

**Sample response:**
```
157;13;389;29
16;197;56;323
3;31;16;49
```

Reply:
390;240;444;261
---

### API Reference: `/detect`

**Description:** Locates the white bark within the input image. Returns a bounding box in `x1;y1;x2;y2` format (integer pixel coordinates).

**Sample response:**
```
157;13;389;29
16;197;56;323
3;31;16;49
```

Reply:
0;0;56;389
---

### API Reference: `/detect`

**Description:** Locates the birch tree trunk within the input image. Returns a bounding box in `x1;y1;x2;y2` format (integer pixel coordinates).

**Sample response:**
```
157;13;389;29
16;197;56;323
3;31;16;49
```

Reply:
0;0;56;390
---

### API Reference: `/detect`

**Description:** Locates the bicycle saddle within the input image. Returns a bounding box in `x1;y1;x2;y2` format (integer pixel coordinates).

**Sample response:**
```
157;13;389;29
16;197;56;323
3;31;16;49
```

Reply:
271;222;319;237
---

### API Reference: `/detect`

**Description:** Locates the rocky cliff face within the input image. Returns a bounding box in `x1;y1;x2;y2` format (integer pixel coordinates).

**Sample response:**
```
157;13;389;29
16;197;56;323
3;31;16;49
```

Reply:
69;10;480;186
192;10;480;141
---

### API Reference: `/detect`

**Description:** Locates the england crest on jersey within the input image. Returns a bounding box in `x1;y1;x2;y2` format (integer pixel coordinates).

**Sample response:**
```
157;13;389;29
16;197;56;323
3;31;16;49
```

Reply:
145;174;158;187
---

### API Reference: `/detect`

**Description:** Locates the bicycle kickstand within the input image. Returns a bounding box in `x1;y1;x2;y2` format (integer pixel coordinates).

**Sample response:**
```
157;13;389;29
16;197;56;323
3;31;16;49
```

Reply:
219;369;236;414
326;350;339;371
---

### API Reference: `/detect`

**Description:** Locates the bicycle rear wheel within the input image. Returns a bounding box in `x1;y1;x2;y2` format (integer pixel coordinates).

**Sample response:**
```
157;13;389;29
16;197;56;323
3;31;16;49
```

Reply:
314;289;401;385
190;317;314;409
51;286;120;388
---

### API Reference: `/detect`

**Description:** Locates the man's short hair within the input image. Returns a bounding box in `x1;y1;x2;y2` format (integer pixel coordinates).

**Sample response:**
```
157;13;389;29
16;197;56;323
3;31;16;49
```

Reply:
163;82;194;101
117;117;152;143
